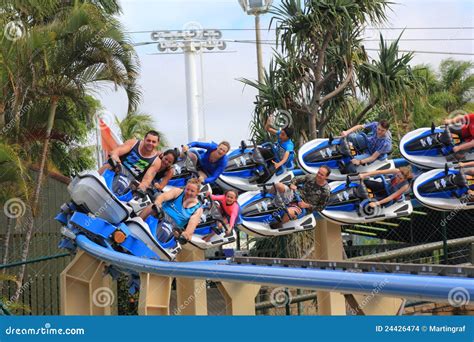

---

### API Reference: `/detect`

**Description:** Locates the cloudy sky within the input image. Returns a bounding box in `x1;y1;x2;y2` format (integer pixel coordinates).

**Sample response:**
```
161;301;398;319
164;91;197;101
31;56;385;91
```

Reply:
96;0;474;148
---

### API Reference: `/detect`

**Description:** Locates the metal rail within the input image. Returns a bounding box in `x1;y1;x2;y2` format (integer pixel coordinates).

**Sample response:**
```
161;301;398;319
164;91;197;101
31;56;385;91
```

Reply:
76;235;474;302
231;256;474;277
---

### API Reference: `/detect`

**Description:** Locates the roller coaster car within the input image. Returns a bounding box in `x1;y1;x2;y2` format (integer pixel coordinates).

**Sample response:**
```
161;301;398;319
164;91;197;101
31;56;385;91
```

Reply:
216;140;295;192
297;134;394;180
67;170;152;226
413;164;474;211
400;123;474;169
320;176;413;225
237;184;316;237
187;199;236;250
165;149;212;194
58;170;180;261
62;168;236;258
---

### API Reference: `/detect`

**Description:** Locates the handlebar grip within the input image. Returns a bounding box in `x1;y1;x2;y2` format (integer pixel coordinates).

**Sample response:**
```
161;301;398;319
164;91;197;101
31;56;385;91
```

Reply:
108;158;117;168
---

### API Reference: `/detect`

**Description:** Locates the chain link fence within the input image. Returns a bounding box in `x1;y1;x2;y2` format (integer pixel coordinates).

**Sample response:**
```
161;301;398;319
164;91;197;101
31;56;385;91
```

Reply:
0;172;71;315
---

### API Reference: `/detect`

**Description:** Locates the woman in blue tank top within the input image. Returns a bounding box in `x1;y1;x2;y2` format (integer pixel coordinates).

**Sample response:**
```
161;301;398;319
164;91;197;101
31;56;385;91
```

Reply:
140;178;203;242
359;167;413;208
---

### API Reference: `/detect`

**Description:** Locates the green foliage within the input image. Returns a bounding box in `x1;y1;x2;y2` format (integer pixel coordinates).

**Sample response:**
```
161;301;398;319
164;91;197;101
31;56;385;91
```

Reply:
357;33;418;107
0;0;141;176
116;113;168;148
0;274;31;314
0;0;143;296
404;59;473;130
243;0;419;146
243;0;424;255
0;142;31;203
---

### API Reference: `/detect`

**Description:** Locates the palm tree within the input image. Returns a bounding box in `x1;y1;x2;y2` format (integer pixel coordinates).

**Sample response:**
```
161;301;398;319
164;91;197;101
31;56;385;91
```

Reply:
242;0;395;260
0;17;34;139
354;34;417;122
396;59;473;132
352;34;420;140
431;59;474;113
10;1;141;296
0;142;31;276
116;112;168;147
21;95;99;176
243;0;391;142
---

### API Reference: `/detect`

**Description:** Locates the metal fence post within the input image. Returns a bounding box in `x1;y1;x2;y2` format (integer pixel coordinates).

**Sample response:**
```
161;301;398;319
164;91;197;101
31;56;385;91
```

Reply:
471;243;474;265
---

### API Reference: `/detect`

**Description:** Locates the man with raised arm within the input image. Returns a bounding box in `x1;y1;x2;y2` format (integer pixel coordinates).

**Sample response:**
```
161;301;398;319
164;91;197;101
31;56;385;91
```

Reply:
99;130;162;190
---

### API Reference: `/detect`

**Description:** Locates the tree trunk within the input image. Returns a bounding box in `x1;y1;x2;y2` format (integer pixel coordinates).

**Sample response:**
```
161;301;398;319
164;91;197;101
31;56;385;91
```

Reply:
351;98;379;127
1;218;12;275
14;86;30;142
318;126;326;138
14;96;59;300
12;87;22;141
298;133;305;147
308;111;318;140
0;102;5;129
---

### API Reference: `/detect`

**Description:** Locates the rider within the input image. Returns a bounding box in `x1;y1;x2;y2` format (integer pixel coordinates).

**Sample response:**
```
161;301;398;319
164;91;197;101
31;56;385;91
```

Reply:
182;141;230;185
264;116;295;171
459;161;474;199
444;113;474;158
270;165;331;227
153;149;179;192
203;189;240;241
359;167;412;209
341;119;392;169
98;130;162;190
140;178;203;243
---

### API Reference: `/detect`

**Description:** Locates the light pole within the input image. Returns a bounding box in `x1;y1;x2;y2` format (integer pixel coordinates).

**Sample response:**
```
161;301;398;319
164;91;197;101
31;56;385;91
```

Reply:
151;29;226;142
238;0;273;85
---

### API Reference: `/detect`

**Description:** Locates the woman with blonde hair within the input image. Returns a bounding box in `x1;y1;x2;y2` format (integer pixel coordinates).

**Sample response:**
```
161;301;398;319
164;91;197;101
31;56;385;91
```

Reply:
359;166;413;208
140;178;203;243
182;140;230;185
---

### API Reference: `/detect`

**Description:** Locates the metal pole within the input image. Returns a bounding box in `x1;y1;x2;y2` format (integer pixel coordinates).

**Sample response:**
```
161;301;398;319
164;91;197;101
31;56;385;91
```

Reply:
254;14;264;85
0;253;70;269
297;289;303;315
284;288;291;315
199;51;206;141
95;113;103;168
350;236;474;262
184;44;200;142
470;243;474;265
352;224;387;232
236;229;241;250
441;212;448;264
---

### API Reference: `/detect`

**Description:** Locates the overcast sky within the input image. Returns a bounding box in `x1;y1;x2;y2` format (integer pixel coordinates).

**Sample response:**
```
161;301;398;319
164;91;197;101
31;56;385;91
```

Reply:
95;0;474;148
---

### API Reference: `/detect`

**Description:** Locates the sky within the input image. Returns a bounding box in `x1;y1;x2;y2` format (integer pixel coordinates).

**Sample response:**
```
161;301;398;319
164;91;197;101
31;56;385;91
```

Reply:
95;0;474;149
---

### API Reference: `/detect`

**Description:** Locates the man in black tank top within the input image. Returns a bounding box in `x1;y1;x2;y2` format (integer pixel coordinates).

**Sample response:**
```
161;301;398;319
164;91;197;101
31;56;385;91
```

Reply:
99;130;162;190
